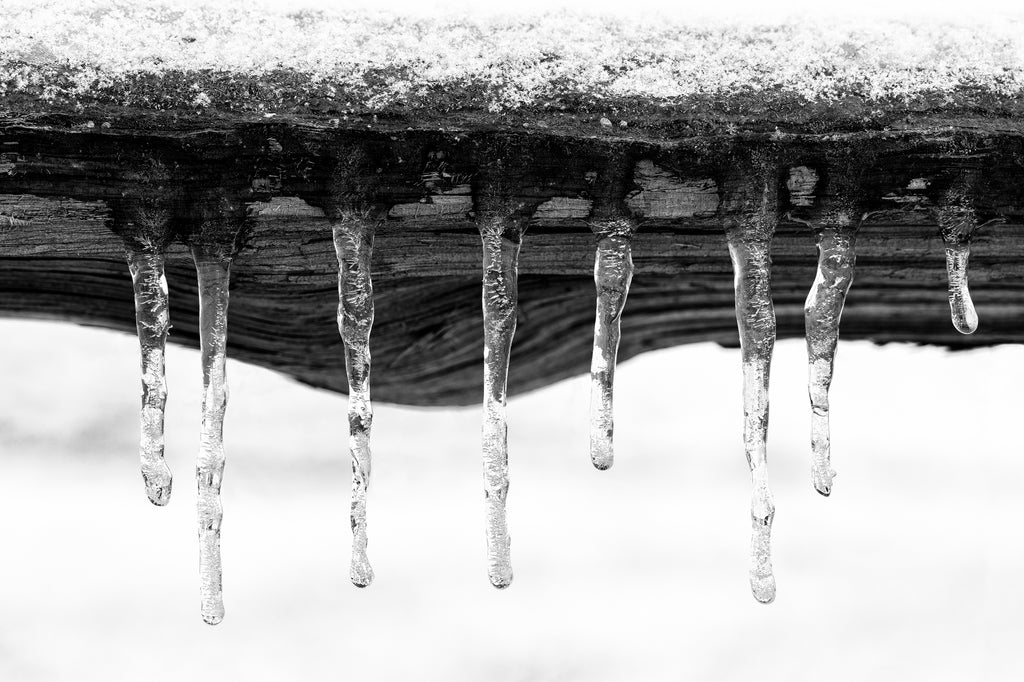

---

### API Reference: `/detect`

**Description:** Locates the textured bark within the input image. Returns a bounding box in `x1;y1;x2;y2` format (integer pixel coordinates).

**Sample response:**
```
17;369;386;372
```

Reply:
2;118;1024;406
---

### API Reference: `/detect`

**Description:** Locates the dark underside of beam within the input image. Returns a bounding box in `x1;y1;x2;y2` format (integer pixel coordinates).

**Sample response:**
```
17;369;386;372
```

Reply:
2;116;1024;405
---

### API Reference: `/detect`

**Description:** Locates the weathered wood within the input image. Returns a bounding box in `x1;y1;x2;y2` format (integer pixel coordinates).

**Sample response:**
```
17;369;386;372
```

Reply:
2;122;1024;406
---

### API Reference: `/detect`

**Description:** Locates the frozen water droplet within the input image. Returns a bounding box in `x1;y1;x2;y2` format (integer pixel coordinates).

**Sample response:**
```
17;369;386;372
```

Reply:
126;248;173;506
479;216;522;589
727;217;778;603
944;241;977;335
589;221;635;470
191;245;232;625
804;226;857;496
332;219;376;588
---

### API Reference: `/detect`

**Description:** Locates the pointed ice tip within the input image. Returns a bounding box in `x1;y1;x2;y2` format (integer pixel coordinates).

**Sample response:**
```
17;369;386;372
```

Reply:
201;608;224;626
350;563;374;588
750;575;776;604
591;439;614;470
952;314;978;335
146;483;172;506
143;465;173;506
489;570;513;590
812;468;835;497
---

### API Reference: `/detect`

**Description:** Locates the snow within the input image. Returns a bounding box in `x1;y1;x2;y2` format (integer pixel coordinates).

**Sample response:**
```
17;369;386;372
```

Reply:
3;0;1024;113
3;318;1024;679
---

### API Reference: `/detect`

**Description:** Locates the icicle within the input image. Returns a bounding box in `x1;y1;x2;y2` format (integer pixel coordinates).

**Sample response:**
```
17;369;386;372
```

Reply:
478;215;523;589
936;173;979;335
332;217;376;588
113;197;176;507
191;244;233;625
125;246;173;506
804;225;858;496
725;165;779;604
589;220;635;470
943;241;976;334
940;231;978;336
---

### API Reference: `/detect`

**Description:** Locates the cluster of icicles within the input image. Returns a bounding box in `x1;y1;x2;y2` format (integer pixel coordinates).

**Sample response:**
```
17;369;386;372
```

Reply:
120;166;980;622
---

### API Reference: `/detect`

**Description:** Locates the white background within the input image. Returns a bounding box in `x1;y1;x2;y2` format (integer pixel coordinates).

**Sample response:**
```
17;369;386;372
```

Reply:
0;319;1021;680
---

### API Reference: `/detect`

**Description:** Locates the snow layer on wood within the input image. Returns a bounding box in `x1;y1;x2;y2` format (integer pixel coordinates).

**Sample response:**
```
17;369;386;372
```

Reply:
2;0;1024;114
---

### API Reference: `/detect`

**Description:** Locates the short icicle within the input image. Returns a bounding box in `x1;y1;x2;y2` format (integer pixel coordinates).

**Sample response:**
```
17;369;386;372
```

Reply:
588;219;636;470
944;241;976;334
332;215;376;588
478;215;524;589
804;224;858;496
125;242;173;506
936;171;980;335
191;242;234;625
725;159;779;604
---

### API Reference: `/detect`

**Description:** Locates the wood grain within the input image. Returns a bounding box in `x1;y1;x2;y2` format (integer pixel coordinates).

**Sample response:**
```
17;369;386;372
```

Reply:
2;120;1023;405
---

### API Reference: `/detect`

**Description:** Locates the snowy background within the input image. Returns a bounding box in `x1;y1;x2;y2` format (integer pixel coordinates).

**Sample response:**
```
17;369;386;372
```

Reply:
0;319;1022;680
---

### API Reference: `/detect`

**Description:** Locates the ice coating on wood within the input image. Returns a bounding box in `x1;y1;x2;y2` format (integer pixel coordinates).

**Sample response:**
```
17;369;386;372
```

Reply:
332;217;375;588
478;215;523;589
805;225;858;496
191;245;232;625
725;162;779;604
126;247;173;506
589;219;635;470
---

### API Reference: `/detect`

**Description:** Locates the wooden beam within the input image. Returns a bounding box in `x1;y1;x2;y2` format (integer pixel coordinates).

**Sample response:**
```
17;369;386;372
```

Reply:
2;122;1023;405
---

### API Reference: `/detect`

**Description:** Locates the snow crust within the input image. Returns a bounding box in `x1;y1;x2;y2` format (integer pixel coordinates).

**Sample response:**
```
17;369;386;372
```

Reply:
2;0;1023;113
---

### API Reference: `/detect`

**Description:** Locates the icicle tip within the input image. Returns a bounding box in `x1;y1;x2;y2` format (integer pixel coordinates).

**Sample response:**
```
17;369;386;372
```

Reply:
812;468;836;497
749;480;776;603
489;568;513;590
591;444;613;471
750;574;777;604
350;562;374;588
202;608;224;626
144;473;173;506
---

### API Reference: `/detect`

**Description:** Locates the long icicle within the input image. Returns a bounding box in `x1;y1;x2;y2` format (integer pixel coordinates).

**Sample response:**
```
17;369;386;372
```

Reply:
191;244;232;625
589;220;635;470
805;224;858;496
726;165;778;604
126;245;173;506
332;216;376;587
479;215;523;589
